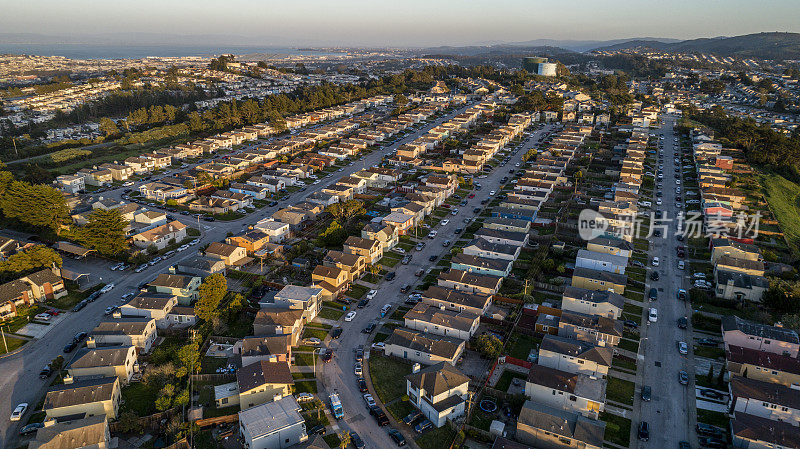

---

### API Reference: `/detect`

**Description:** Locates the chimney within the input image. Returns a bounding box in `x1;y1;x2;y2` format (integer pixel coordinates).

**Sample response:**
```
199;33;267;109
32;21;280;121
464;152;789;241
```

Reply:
112;310;122;319
86;337;96;348
412;363;421;374
62;374;74;384
43;418;57;428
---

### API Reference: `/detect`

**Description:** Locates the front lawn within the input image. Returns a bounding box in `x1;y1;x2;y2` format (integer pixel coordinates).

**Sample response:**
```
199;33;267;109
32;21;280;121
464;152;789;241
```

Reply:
0;336;27;355
302;327;330;341
293;352;318;366
317;307;345;321
696;409;730;430
368;353;413;404
600;412;631;447
348;284;369;299
606;376;635;405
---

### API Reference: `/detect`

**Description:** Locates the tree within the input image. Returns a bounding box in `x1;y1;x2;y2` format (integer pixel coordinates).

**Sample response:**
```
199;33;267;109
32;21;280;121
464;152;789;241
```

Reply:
326;200;365;224
337;431;351;449
176;341;201;377
0;246;62;280
475;334;503;359
99;117;119;137
116;411;143;434
781;314;800;333
77;209;128;256
0;180;70;232
195;273;228;322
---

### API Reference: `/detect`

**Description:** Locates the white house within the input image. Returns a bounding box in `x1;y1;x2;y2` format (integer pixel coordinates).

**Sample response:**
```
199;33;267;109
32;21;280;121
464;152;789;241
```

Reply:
406;362;470;428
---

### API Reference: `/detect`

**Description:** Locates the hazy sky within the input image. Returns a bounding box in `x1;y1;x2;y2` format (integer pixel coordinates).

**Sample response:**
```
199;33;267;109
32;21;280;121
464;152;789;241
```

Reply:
3;0;800;47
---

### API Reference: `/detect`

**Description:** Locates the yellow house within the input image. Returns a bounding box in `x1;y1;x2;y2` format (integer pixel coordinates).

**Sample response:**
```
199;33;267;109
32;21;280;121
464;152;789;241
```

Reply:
217;360;294;409
571;267;627;295
44;377;121;420
311;265;349;300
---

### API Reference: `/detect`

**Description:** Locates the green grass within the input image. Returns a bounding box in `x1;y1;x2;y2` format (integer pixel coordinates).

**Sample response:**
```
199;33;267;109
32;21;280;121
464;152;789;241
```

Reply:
506;333;541;360
692;315;722;334
368;353;413;404
348;284;369;299
758;171;800;252
302;327;330;341
387;399;415;421
200;356;229;374
293;352;318;366
120;381;158;416
611;356;637;372
606;377;635;405
0;335;27;355
600;412;631;447
293;380;318;394
292;372;317;380
693;345;725;360
317;307;345;321
415;425;457;449
495;370;527;392
618;339;639;353
696;409;731;430
322;434;341;448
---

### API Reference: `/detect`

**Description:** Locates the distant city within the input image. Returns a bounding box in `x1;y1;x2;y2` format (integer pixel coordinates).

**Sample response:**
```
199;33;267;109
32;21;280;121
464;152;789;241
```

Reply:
0;7;799;449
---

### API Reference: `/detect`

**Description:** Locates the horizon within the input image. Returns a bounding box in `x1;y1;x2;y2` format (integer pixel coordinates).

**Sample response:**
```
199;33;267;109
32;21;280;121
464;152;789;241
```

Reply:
3;0;800;48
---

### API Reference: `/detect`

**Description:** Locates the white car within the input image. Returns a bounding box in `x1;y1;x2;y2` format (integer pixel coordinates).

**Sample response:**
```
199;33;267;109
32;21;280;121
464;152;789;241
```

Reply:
371;342;385;350
10;403;27;421
177;244;190;252
296;393;314;403
451;208;458;216
648;308;658;323
363;393;376;407
303;338;322;346
34;313;51;321
394;247;406;254
489;190;496;196
440;219;449;226
354;362;363;376
135;264;148;273
677;260;685;270
344;311;357;322
677;341;688;355
366;290;378;300
675;179;681;185
656;198;662;205
104;306;118;315
100;283;115;294
652;257;660;267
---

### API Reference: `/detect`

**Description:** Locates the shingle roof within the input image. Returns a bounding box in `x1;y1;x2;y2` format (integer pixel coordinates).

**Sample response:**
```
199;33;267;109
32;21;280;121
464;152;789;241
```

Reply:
29;415;108;449
254;308;304;327
559;311;623;337
732;411;800;447
518;401;605;446
405;362;469;396
236;360;293;392
423;285;491;311
572;267;628;286
44;377;118;410
438;269;502;290
722;316;799;344
67;346;134;370
730;375;800;410
540;334;613;366
562;286;625;309
148;274;195;290
526;364;606;402
241;335;290;359
404;303;479;332
386;328;464;360
726;344;800;374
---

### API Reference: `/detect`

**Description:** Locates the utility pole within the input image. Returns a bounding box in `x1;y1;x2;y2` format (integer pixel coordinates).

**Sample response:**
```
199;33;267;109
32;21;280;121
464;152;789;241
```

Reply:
1;327;7;353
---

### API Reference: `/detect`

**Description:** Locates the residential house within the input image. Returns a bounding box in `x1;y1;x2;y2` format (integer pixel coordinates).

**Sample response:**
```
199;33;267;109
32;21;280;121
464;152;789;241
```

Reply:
343;236;383;265
462;239;520;261
235;360;294;409
474;228;529;248
710;238;762;264
561;286;625;320
176;256;227;277
729;375;800;426
323;250;366;282
118;293;177;328
557;311;623;347
132;221;187;250
28;415;110;449
55;175;85;194
525;364;606;419
43;377;121;420
450;253;513;278
422;285;492;316
726;345;800;388
205;242;249;267
239;335;292;367
575;250;628;275
311;265;349;300
66;345;138;384
384;328;465;366
731;412;800;449
403;302;480;340
516;401;605;449
90;317;157;353
228;230;271;254
362;222;399;251
437;269;502;295
238;396;308;449
571;267;627;295
405;362;470;428
538;334;612;377
715;268;769;302
254;220;291;243
268;285;324;322
722;315;800;358
253;309;304;346
138;182;189;202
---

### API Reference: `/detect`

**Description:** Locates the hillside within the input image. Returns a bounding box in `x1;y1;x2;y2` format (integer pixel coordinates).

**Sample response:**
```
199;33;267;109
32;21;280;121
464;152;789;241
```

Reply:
594;32;800;60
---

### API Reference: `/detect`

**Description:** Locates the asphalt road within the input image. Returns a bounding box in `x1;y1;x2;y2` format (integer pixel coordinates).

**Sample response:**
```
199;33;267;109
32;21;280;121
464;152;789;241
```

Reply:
635;116;697;448
316;123;555;448
0;101;481;448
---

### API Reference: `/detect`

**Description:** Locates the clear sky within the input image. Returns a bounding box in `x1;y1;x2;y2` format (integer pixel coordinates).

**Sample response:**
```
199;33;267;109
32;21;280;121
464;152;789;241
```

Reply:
3;0;800;47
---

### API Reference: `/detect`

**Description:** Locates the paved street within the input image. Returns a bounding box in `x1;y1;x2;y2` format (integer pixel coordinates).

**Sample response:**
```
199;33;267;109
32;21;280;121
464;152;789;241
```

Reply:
0;101;481;448
317;124;555;448
634;115;697;448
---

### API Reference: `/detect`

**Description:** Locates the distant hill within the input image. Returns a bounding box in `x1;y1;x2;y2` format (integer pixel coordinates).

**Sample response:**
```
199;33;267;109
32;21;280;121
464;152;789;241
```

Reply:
594;32;800;60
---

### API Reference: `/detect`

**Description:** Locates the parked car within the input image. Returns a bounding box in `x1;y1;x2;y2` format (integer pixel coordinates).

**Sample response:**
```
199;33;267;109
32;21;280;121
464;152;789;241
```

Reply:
641;385;651;401
385;272;396;281
638;422;650;441
677;317;688;329
358;378;368;393
648;308;658;323
403;409;423;425
699;389;725;400
350;432;365;449
370;406;389;426
362;323;376;334
330;328;342;339
38;366;51;379
678;370;689;385
696;423;725;437
677;341;688;355
18;422;43;435
344;311;357;322
698;437;726;448
650;271;659;281
10;403;28;421
296;393;314;403
63;341;78;353
696;338;719;347
321;350;333;363
648;288;658;301
388;428;407;446
414;419;433;433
